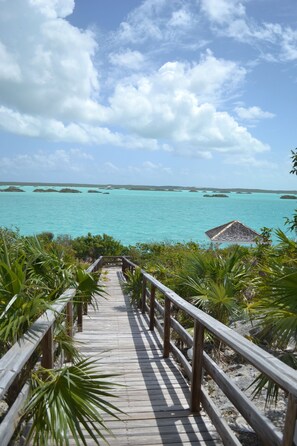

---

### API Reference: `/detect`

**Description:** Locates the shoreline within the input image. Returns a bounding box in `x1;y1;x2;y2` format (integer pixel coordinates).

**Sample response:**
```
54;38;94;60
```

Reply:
0;181;297;194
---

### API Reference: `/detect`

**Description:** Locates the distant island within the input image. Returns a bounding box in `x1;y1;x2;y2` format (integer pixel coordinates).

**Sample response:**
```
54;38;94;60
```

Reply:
1;182;297;195
33;188;81;193
0;186;25;192
34;188;58;193
280;195;297;199
59;188;81;193
203;194;229;198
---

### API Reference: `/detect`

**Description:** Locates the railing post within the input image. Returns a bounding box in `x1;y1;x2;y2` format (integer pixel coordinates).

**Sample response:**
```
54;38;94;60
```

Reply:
122;258;127;278
77;302;83;332
282;393;297;446
190;320;204;413
41;325;54;369
141;276;147;314
66;300;74;338
149;284;156;330
163;296;171;358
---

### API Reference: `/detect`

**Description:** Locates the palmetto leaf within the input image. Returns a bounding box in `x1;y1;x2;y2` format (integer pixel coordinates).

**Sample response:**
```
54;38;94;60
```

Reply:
24;358;123;446
75;268;105;310
187;277;241;325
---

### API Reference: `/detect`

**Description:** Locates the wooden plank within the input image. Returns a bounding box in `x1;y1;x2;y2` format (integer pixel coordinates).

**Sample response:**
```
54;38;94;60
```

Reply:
71;266;223;446
163;297;171;358
0;288;76;399
191;320;204;413
203;351;282;446
41;325;54;369
201;387;241;446
0;383;30;446
123;258;297;398
149;284;156;330
282;394;297;446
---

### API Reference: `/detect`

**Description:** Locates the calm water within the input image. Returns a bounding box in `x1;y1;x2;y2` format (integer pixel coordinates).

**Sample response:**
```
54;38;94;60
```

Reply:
0;186;296;245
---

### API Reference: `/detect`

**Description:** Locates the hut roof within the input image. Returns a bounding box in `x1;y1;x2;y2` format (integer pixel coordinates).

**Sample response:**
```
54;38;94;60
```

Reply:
205;220;260;243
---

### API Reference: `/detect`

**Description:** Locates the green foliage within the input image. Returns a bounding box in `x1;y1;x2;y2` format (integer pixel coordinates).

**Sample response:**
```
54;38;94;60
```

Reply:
123;267;143;306
187;278;241;325
251;265;297;349
75;267;105;310
178;246;255;304
290;148;297;175
24;358;122;446
0;228;121;445
0;229;105;354
247;234;297;403
284;149;297;232
72;233;125;260
127;241;199;290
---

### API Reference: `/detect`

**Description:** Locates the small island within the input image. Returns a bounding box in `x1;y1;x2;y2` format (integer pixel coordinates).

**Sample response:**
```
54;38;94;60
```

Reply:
0;186;25;192
203;193;229;198
280;195;297;199
33;188;58;193
59;188;81;193
88;190;101;193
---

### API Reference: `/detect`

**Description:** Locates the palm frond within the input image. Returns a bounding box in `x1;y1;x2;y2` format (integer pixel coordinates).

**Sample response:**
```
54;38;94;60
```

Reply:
24;358;123;446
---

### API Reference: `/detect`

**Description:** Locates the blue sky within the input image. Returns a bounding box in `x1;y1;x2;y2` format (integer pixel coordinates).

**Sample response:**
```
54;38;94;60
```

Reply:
0;0;296;189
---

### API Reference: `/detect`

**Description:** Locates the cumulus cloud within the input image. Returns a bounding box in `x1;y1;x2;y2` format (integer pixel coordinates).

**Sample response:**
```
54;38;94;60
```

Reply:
224;155;277;169
108;52;269;158
0;0;273;168
201;0;246;25
29;0;75;19
235;106;275;120
109;50;145;70
142;161;172;174
0;0;100;122
201;0;297;62
116;0;198;45
0;148;93;173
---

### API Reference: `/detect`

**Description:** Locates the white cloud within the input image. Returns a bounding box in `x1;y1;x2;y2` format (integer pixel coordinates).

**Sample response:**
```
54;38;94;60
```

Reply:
201;0;246;25
0;0;100;122
235;106;275;120
201;0;297;62
29;0;75;19
168;8;193;28
0;148;93;173
108;52;268;158
116;0;198;44
0;42;22;82
142;161;172;174
109;50;145;70
0;0;272;170
224;155;277;169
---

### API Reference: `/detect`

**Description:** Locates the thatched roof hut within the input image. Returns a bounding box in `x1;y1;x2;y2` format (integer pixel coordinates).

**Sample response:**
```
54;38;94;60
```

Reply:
205;220;260;243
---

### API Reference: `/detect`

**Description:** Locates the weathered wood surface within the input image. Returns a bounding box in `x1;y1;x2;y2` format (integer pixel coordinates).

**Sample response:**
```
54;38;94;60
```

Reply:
71;267;223;446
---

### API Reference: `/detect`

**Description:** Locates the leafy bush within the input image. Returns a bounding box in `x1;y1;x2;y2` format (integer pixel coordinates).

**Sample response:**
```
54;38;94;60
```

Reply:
123;267;143;306
71;233;126;260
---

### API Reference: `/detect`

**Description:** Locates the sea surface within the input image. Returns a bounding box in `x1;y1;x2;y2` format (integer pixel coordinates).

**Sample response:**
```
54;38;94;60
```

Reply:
0;185;296;245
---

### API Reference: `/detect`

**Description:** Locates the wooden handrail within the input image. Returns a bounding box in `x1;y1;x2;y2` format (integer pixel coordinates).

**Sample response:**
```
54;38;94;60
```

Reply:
1;255;296;446
0;256;103;446
121;256;297;446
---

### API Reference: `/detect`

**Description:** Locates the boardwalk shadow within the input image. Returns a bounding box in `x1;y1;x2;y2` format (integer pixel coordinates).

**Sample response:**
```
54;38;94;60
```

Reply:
117;270;220;445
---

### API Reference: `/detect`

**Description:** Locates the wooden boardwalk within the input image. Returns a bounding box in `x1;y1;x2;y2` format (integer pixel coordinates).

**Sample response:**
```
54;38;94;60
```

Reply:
73;267;223;446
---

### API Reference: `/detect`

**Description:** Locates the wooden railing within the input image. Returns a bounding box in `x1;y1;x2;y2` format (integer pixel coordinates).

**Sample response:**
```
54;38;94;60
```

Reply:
121;256;297;446
0;256;104;446
1;255;296;446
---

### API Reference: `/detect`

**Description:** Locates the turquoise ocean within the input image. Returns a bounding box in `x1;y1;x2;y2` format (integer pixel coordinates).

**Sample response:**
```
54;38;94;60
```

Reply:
0;186;296;245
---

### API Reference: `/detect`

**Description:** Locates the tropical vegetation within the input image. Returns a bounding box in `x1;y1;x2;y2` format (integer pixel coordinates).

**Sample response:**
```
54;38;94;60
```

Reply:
1;150;296;441
0;229;121;445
